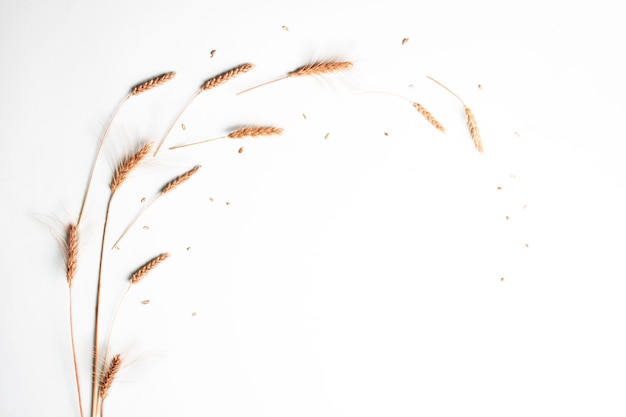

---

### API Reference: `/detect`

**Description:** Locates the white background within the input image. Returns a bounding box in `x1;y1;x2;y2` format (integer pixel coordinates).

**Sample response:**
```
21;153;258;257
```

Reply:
1;0;626;416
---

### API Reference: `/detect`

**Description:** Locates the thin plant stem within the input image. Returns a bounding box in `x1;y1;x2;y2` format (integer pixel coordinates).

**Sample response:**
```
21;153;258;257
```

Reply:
153;91;200;157
69;288;85;417
426;75;465;105
236;75;287;95
77;95;130;227
169;136;226;150
91;194;114;417
110;198;157;249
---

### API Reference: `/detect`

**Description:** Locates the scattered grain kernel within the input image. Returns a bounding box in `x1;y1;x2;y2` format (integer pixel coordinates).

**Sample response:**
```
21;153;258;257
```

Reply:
282;25;289;31
500;277;504;282
514;131;521;137
302;113;307;119
402;37;409;45
506;216;509;220
478;84;483;90
186;246;191;251
226;202;231;206
324;133;330;140
143;225;149;230
238;147;244;154
522;205;528;209
497;186;502;190
209;197;214;202
142;300;150;305
141;197;146;203
191;312;197;316
210;50;216;58
525;243;529;248
384;132;389;136
408;84;414;89
181;123;186;130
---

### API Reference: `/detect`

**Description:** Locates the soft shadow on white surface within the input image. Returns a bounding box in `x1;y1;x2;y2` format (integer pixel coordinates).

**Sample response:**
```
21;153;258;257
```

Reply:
1;1;626;416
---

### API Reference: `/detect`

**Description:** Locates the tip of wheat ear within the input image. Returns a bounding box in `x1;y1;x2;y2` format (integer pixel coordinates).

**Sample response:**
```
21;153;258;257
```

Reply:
130;72;176;96
110;142;152;193
201;63;255;91
130;253;170;284
99;354;122;399
65;223;78;287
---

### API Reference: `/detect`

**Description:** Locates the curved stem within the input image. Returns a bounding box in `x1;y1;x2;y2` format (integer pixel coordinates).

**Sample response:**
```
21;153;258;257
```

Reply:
69;288;86;417
77;95;129;227
426;76;465;105
153;91;200;157
168;136;226;150
91;193;114;417
236;76;287;95
111;197;158;249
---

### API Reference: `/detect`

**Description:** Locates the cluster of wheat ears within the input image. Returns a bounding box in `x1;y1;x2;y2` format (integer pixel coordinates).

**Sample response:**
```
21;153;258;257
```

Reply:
61;59;482;417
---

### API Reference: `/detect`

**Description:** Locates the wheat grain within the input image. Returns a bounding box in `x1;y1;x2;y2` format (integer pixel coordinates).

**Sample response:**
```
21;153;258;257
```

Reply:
130;72;176;96
99;354;122;399
130;253;170;285
161;165;202;195
201;63;255;91
65;223;78;287
412;102;446;132
110;142;152;193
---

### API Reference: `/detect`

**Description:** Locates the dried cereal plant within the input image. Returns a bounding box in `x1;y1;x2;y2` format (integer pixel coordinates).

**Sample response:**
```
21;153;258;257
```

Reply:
77;72;176;226
169;126;284;150
354;91;446;133
237;60;353;95
426;75;483;152
98;354;122;416
91;142;152;417
153;63;255;157
111;165;202;249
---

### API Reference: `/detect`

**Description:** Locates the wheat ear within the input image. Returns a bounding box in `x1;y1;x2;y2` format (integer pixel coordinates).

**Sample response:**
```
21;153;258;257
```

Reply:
64;223;85;417
426;76;483;152
153;63;255;157
92;143;152;417
353;91;446;133
111;166;202;249
99;354;122;399
130;253;170;284
169;127;284;150
237;60;353;95
77;72;175;227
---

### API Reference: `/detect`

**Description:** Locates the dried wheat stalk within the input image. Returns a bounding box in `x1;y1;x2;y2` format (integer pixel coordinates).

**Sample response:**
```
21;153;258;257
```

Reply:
169;126;284;150
130;72;176;96
426;75;483;152
65;223;78;287
237;60;353;94
99;354;122;399
130;253;170;284
412;102;446;132
201;63;255;91
161;165;202;195
153;63;256;157
110;142;152;193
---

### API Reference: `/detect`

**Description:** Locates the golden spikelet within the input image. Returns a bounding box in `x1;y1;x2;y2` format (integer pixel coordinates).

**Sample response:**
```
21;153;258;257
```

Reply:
464;106;483;153
412;102;446;133
201;63;255;91
130;72;176;96
130;253;170;285
287;60;353;78
227;126;284;139
160;165;202;195
110;142;152;193
65;223;78;287
99;354;122;399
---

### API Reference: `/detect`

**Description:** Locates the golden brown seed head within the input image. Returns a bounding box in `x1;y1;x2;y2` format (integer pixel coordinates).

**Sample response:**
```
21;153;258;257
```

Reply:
465;106;483;153
99;354;122;399
288;61;353;78
130;253;170;285
413;102;446;133
160;165;202;195
130;72;176;96
227;127;284;139
201;63;255;91
65;223;78;287
110;142;152;193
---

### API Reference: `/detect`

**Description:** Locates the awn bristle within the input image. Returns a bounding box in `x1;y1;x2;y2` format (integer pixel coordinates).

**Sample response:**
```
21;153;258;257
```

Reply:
160;165;202;195
110;142;152;193
201;63;255;91
65;223;78;287
465;106;483;153
130;72;176;96
130;253;170;285
413;103;446;133
288;61;353;77
99;354;122;399
227;127;284;139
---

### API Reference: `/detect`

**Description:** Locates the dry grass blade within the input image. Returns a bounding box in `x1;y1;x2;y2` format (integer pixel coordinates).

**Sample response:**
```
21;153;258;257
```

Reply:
99;354;122;399
161;165;202;195
130;72;176;96
465;106;483;153
427;75;484;152
65;223;78;287
412;102;446;133
237;59;353;94
201;63;255;91
110;142;152;193
130;253;170;284
228;126;284;138
169;126;284;150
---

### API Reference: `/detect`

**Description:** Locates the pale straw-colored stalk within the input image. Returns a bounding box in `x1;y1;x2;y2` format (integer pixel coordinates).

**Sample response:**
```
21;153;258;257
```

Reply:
169;126;283;150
